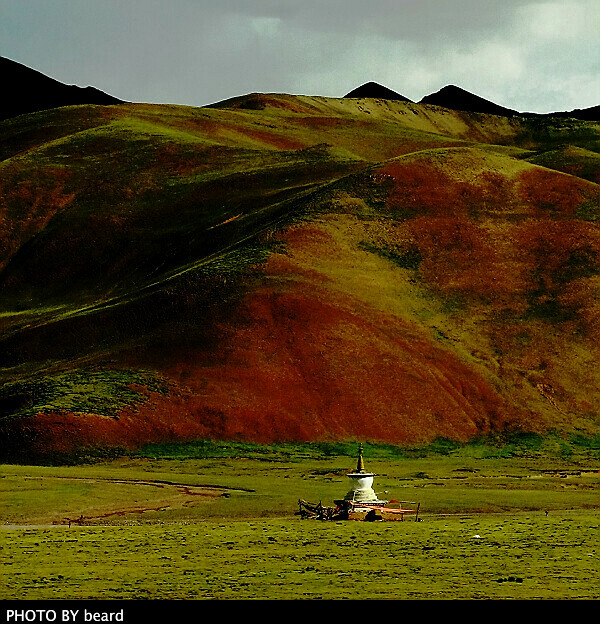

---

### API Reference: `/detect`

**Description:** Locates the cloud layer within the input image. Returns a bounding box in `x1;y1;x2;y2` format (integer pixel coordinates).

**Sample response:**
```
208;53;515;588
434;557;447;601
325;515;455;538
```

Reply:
1;0;598;112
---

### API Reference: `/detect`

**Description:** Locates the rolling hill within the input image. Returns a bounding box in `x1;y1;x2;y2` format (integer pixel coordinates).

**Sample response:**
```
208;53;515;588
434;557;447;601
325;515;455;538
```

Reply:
1;75;600;462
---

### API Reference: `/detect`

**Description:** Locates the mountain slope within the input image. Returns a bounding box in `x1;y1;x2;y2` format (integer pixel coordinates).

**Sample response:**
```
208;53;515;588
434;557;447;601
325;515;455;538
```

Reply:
1;91;600;462
0;56;124;121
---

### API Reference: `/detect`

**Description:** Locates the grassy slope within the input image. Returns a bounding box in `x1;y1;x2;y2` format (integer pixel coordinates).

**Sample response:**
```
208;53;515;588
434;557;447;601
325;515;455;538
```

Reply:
1;95;600;461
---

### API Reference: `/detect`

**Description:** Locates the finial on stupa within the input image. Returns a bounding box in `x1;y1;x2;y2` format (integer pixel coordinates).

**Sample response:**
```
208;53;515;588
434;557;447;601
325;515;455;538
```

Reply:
356;443;365;472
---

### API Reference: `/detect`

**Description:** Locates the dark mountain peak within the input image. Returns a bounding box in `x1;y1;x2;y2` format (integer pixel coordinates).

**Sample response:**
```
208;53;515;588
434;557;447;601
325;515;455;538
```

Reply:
344;82;412;102
419;84;599;120
419;85;519;117
0;56;125;122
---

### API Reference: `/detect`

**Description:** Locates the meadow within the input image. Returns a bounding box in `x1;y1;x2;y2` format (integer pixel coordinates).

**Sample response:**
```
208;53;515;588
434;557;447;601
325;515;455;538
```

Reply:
1;438;599;600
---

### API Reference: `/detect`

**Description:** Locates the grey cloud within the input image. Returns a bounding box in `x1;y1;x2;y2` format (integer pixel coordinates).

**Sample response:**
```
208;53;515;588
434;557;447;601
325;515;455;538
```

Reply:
1;0;598;112
214;0;531;39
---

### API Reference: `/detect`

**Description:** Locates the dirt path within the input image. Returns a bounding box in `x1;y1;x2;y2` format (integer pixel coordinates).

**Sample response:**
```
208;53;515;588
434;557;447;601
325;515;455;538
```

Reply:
3;474;254;527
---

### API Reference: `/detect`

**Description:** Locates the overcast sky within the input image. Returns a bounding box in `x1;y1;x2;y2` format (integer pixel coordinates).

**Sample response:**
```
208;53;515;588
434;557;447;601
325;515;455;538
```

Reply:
1;0;598;113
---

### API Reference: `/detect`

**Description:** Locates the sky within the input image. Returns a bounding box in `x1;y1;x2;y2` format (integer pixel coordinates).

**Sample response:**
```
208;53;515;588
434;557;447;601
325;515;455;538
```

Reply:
1;0;599;113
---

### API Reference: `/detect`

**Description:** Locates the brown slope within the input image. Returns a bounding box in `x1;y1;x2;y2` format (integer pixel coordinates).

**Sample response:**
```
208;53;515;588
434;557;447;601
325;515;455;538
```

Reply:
130;150;600;445
148;215;523;445
5;214;521;458
7;151;600;458
2;98;600;460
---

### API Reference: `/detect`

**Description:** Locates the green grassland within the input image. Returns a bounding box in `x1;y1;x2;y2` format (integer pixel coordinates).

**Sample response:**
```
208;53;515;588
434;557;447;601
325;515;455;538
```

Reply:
1;439;599;600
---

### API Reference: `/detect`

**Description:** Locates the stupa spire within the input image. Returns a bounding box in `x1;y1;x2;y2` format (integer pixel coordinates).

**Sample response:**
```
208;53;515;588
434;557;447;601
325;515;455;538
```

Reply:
356;443;365;472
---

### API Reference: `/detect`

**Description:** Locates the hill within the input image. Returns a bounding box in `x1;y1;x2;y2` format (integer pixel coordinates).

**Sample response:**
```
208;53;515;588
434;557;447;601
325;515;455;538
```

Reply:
546;105;600;122
419;84;600;121
0;56;124;121
343;82;412;102
1;88;600;462
419;85;520;117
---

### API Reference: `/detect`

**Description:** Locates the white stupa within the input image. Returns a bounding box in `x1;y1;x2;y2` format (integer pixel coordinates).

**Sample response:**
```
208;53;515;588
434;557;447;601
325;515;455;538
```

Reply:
335;444;387;511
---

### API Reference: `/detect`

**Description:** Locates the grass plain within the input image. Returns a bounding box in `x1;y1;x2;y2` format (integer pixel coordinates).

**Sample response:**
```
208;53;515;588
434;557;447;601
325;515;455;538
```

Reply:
1;439;599;600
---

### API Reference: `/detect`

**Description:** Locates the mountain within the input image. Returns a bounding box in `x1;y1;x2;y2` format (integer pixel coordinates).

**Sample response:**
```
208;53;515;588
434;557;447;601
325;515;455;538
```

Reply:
344;81;412;102
1;83;600;462
419;84;600;121
0;56;124;121
419;85;520;117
